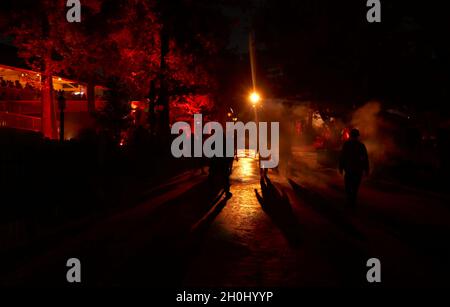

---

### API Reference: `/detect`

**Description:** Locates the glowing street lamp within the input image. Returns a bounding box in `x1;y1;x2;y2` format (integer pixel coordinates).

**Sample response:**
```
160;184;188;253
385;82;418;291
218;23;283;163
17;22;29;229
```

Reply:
248;91;261;159
249;92;261;106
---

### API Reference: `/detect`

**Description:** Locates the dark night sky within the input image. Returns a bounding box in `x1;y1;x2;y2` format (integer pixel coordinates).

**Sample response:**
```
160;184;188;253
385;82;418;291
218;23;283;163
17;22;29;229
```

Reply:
2;0;450;110
221;1;255;52
219;0;266;52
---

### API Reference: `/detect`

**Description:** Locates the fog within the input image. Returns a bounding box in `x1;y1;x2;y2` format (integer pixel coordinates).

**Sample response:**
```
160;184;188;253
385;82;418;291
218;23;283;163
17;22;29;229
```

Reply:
351;101;403;172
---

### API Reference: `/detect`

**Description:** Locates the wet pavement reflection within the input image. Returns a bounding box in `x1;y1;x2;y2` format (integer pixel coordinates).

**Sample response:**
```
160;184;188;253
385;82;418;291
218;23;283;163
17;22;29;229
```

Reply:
185;155;301;287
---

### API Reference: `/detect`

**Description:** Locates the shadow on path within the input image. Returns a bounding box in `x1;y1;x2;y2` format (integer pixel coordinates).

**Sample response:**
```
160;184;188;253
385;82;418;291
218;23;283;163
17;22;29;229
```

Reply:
1;177;230;287
288;178;364;241
255;175;302;247
115;180;231;287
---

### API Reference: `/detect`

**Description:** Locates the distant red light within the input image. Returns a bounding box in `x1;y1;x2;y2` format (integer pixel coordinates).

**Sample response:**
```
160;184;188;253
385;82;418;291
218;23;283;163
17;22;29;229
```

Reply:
342;128;350;141
130;101;139;110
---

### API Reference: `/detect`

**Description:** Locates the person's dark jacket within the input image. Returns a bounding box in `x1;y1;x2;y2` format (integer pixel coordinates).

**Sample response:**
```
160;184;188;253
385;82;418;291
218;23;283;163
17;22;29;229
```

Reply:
339;139;369;175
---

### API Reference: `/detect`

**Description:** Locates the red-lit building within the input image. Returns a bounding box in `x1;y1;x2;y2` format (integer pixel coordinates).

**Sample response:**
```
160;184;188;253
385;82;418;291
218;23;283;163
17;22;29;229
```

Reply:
0;44;105;139
0;63;106;139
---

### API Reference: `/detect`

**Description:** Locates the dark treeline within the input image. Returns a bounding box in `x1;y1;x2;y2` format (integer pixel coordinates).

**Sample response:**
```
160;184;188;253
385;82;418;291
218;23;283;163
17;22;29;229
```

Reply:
253;0;450;116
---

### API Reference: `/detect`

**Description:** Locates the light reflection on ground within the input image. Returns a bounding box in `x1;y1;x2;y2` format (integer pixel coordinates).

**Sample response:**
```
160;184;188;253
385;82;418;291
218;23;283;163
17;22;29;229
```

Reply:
185;155;296;286
231;157;259;183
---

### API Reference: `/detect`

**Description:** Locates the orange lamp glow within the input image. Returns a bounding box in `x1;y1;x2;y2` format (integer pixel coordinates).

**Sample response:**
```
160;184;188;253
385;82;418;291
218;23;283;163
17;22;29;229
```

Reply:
249;92;261;105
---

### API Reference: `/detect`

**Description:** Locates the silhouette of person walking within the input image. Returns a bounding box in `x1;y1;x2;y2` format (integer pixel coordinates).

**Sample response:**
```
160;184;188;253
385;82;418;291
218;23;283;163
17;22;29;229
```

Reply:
339;128;369;208
208;134;234;198
222;154;233;198
222;133;234;198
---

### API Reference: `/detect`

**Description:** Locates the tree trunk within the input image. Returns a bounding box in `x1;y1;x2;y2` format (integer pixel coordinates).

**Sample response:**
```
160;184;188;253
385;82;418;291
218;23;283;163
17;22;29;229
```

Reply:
41;71;57;139
148;79;156;135
87;81;95;113
158;26;170;137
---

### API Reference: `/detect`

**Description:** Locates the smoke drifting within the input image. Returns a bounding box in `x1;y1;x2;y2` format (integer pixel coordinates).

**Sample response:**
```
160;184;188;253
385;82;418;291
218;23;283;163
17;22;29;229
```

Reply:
248;99;404;174
351;101;397;171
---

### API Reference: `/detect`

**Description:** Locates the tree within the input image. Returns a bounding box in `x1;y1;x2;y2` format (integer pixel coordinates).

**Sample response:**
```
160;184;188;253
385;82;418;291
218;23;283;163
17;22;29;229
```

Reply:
1;0;104;138
1;0;229;140
94;78;131;142
153;0;230;133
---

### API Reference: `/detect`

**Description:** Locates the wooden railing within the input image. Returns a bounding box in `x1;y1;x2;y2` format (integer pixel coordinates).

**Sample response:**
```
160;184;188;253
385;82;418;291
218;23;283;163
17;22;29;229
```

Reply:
0;112;41;132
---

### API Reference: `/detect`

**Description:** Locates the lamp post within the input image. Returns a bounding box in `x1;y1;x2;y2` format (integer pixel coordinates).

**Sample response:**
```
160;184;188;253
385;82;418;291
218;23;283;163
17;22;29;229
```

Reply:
57;90;66;142
249;91;261;158
249;91;260;123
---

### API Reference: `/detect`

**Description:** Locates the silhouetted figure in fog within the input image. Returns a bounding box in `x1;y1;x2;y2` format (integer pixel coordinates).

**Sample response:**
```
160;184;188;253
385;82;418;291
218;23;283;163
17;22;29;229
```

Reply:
339;128;369;208
208;156;233;198
223;133;234;198
208;135;233;198
223;154;233;198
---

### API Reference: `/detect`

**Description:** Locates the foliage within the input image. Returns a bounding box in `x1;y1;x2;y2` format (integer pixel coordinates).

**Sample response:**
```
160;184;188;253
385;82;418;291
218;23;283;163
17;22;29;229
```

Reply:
1;0;231;129
94;78;131;141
